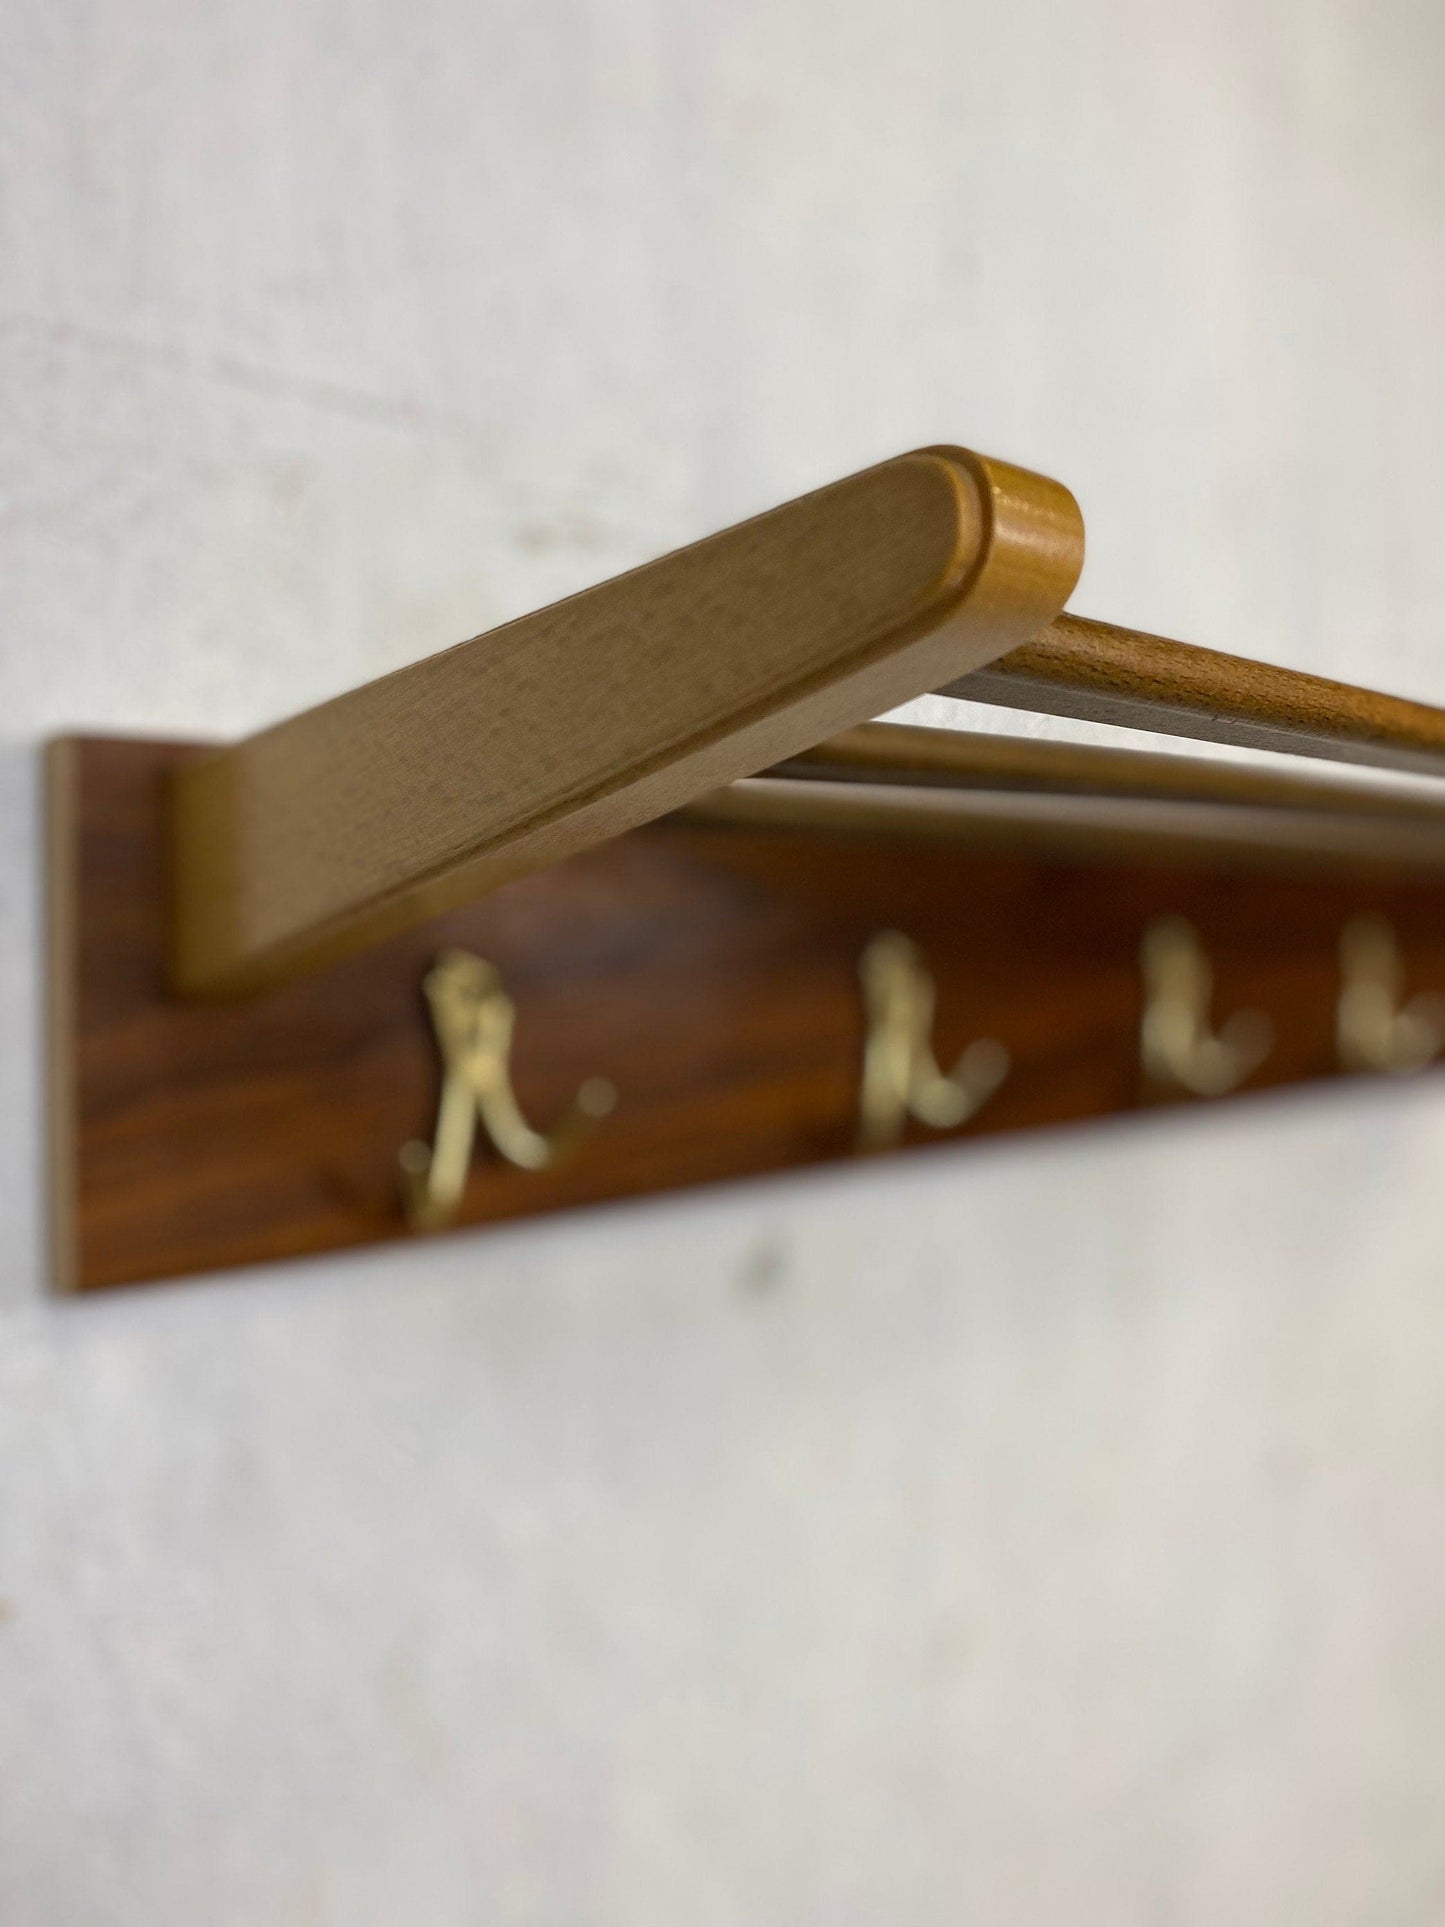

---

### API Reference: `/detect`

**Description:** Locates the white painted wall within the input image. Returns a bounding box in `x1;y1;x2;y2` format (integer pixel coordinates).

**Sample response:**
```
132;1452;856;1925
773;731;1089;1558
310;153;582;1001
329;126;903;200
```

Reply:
4;2;1445;1919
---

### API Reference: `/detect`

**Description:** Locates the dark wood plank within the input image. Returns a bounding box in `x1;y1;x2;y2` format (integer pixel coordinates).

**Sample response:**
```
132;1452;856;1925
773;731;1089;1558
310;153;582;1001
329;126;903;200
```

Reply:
51;735;1445;1292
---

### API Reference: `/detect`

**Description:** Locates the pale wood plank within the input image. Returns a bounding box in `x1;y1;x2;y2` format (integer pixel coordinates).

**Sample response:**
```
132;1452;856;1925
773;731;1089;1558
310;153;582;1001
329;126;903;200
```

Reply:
940;613;1445;776
685;775;1445;875
770;721;1445;820
170;447;1083;995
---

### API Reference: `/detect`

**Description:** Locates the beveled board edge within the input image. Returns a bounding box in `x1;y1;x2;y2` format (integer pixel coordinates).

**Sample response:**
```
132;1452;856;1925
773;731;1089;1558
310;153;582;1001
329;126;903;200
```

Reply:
47;738;79;1295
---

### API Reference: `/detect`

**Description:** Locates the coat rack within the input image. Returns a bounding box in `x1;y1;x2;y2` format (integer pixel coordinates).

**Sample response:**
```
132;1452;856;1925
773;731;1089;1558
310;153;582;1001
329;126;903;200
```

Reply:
47;446;1445;1290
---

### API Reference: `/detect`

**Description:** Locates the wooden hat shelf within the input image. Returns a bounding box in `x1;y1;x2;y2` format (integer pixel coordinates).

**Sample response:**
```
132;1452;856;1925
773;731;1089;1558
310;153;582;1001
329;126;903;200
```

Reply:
48;446;1445;1290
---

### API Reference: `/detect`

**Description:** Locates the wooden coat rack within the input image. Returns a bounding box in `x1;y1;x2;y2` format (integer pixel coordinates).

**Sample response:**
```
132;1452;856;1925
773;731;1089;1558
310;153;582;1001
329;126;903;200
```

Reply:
48;445;1445;1290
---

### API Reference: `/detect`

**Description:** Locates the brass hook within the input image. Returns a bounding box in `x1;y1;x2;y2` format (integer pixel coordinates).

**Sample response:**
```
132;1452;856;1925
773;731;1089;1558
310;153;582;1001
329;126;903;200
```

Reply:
1337;915;1445;1074
857;930;1009;1150
1140;916;1272;1097
399;949;616;1231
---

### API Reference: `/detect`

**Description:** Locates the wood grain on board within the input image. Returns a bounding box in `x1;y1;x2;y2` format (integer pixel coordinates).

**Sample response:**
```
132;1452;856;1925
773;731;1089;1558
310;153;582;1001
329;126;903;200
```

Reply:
169;447;1084;997
947;612;1445;776
53;734;1445;1292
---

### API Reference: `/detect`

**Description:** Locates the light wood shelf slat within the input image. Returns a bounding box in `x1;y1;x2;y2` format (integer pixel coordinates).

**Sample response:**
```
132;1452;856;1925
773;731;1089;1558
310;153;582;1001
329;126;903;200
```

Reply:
170;447;1083;997
771;720;1445;820
940;612;1445;777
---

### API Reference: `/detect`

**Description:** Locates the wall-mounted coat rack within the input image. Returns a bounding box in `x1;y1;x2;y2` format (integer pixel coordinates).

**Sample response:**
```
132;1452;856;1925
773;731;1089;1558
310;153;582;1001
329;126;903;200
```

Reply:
47;446;1445;1290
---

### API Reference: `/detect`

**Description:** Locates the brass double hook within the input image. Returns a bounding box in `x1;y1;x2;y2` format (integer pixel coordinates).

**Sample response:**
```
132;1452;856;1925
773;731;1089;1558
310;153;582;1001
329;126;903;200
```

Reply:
399;949;616;1231
1337;915;1445;1074
1141;912;1445;1093
857;930;1009;1148
401;932;1006;1229
1139;916;1273;1097
399;914;1444;1232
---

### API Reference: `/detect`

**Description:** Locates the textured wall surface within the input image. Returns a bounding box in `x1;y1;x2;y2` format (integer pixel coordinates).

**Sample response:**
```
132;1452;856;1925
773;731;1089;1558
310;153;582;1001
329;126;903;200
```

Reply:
3;3;1445;1920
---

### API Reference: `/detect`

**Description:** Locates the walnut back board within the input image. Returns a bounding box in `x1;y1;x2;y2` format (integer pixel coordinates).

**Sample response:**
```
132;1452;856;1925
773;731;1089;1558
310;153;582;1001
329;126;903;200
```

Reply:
50;735;1445;1292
